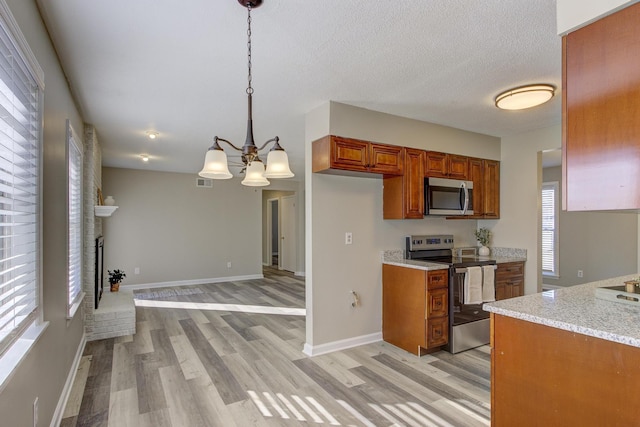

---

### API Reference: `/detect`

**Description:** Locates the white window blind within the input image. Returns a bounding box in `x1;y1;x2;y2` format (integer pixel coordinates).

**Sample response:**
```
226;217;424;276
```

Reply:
542;182;559;276
0;18;42;356
67;122;82;317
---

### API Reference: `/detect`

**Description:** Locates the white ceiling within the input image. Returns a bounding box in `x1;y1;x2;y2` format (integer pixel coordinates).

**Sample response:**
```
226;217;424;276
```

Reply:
36;0;561;179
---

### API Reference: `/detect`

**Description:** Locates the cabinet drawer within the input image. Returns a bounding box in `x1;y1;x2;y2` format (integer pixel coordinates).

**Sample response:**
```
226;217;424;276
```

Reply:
496;262;524;280
426;316;448;348
427;269;449;289
426;288;448;318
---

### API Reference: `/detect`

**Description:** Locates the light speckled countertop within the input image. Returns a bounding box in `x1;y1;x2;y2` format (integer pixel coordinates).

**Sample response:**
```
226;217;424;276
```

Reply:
484;273;640;348
381;248;526;271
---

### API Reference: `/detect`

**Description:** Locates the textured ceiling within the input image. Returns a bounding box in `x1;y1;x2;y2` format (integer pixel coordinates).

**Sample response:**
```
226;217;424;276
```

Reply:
37;0;561;179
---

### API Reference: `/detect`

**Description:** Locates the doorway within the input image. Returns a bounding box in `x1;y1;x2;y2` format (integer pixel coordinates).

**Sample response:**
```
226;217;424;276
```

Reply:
264;190;297;273
267;198;280;268
280;195;296;273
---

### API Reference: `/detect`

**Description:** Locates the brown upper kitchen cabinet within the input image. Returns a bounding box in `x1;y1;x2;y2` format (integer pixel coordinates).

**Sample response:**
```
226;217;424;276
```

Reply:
425;151;469;180
563;3;640;211
464;158;500;219
312;135;404;176
383;148;425;219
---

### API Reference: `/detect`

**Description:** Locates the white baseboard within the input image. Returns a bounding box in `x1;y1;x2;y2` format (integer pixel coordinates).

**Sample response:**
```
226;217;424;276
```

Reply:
51;332;86;427
294;271;306;277
302;332;382;357
121;274;264;290
542;284;563;290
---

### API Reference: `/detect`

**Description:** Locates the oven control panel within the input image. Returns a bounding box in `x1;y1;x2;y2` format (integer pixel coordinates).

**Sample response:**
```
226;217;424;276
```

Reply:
406;235;454;251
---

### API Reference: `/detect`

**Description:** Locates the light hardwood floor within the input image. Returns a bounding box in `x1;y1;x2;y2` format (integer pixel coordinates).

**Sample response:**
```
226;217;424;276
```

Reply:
61;268;490;426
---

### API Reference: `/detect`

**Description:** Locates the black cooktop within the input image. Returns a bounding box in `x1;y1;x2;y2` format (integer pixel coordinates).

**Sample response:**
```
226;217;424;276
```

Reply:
407;253;496;267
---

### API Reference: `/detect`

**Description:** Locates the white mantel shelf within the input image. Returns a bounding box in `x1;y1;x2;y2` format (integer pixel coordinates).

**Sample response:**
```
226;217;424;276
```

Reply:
94;205;118;217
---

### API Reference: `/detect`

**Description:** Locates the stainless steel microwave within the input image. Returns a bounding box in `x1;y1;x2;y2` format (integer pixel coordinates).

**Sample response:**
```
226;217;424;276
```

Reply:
424;177;474;216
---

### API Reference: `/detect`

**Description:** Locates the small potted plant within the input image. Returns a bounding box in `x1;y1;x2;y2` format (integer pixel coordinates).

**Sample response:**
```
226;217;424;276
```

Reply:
108;269;126;292
474;227;491;256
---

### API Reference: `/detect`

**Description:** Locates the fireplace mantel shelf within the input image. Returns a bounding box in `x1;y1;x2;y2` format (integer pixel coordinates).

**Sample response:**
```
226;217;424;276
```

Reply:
94;205;118;217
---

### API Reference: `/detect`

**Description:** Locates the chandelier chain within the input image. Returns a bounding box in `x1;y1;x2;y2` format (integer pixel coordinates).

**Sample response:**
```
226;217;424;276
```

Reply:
246;4;253;95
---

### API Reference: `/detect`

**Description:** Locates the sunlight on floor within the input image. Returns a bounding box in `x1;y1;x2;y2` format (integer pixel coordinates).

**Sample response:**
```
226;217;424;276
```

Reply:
247;390;491;427
133;299;306;316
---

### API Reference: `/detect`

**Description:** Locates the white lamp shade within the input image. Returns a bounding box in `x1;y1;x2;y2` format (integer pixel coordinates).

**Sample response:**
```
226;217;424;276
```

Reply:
199;149;233;179
264;149;294;178
495;84;555;110
241;160;270;186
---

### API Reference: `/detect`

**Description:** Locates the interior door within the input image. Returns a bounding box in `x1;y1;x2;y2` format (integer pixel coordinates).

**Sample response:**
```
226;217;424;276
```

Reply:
281;195;296;273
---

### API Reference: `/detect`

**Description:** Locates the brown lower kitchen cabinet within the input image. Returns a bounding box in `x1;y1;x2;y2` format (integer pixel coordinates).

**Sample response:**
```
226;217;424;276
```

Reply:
491;314;640;426
382;265;449;355
495;261;524;300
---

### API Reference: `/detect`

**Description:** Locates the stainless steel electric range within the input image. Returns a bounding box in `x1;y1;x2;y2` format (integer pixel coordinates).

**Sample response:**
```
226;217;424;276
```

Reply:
405;234;497;353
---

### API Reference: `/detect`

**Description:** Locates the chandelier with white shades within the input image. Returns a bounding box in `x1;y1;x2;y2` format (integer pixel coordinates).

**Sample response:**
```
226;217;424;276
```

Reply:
198;0;294;186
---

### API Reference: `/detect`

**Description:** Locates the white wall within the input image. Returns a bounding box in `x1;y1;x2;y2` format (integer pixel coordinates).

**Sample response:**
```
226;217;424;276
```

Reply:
556;0;639;34
305;102;501;351
0;1;86;426
543;166;638;286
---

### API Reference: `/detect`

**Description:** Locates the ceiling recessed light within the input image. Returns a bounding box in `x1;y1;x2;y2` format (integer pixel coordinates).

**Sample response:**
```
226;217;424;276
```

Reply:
141;155;149;162
146;131;159;140
495;84;555;110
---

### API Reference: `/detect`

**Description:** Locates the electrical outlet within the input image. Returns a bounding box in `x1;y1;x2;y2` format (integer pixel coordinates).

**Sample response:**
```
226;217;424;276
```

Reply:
134;267;140;275
227;262;232;269
577;270;584;278
345;232;353;245
33;397;38;427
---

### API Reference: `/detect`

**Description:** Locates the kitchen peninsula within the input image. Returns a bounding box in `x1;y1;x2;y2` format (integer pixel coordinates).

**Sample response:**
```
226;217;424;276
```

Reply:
484;274;640;426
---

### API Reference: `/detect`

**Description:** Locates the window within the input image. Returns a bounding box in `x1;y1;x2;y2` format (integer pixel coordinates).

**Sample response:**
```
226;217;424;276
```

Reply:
67;121;83;318
542;181;559;277
0;2;44;358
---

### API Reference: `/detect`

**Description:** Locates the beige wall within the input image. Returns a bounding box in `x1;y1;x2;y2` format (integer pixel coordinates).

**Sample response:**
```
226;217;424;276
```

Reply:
483;125;561;293
542;166;638;286
305;102;501;350
102;167;271;285
0;1;86;426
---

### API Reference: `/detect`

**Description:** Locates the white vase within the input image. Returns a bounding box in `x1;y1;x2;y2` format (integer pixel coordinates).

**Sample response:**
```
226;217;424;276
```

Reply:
104;196;115;206
478;246;490;256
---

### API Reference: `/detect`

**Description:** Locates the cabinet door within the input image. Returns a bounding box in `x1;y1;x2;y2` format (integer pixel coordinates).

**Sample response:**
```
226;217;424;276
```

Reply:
448;155;469;180
468;158;484;217
369;143;404;175
495;283;507;301
331;137;369;172
510;279;524;298
403;148;426;219
427;288;448;318
426;317;448;348
382;265;427;352
564;3;640;211
483;160;500;218
425;151;448;177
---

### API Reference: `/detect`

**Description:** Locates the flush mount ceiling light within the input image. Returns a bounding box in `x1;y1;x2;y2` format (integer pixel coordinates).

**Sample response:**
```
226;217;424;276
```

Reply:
198;0;294;187
141;155;149;162
495;84;555;110
146;131;159;140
